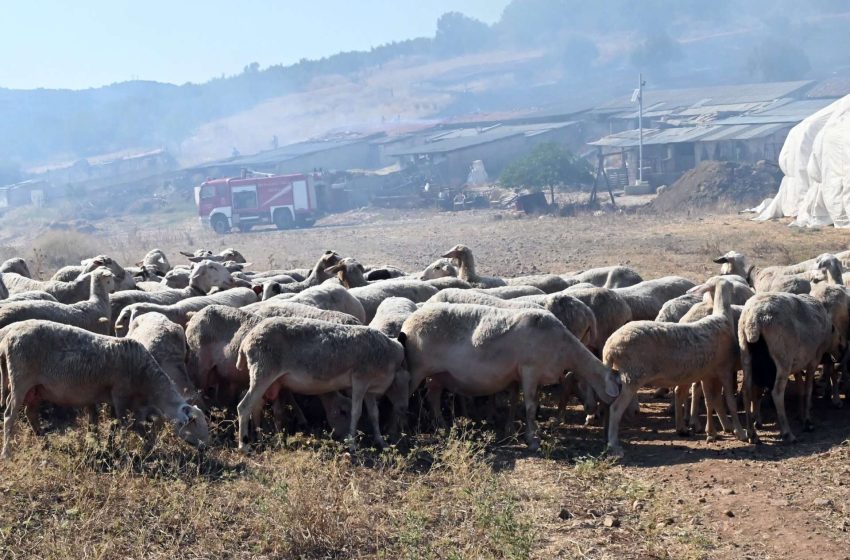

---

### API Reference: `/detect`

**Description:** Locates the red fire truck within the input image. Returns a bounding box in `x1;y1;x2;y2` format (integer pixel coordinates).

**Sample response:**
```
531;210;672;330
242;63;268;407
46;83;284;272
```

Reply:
194;171;319;234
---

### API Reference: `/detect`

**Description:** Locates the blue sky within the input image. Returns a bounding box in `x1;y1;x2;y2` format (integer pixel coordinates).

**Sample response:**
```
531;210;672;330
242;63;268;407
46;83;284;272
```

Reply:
1;1;510;91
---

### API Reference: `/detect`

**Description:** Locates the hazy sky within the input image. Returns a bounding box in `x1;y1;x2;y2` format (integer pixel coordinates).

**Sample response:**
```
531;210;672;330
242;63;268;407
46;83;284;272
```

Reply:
1;0;510;91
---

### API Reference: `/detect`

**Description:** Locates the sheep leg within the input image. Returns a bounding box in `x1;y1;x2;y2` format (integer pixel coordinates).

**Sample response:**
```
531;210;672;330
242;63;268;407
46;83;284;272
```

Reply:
425;381;446;431
823;359;842;408
519;367;540;452
772;373;795;443
557;374;571;425
606;383;637;458
235;374;281;452
705;378;732;433
701;379;720;442
347;382;367;452
741;348;759;444
504;382;519;436
2;389;23;459
720;369;747;442
804;363;817;432
674;384;690;436
688;382;704;434
25;405;42;437
364;394;387;449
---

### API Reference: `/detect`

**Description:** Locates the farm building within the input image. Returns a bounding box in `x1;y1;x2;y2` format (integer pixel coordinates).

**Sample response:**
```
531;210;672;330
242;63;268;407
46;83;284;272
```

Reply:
586;81;842;188
385;121;583;186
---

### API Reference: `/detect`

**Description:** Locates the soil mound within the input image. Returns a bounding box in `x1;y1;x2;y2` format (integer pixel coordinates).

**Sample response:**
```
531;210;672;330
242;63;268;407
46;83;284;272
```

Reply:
653;160;781;212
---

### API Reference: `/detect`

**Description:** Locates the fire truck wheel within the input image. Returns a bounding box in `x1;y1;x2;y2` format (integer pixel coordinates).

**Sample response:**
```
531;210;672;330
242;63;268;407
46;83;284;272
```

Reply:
211;215;230;234
274;209;294;230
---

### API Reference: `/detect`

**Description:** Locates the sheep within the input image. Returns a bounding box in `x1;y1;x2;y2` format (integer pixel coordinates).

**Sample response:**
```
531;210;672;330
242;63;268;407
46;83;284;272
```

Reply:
1;270;99;304
425;276;471;290
348;281;438;323
563;287;633;356
109;260;238;332
254;281;367;323
602;279;745;457
441;244;506;288
139;248;171;275
0;258;31;277
235;316;408;451
126;312;198;403
252;301;362;324
429;288;542;310
368;297;418;338
655;294;702;323
0;291;57;304
474;285;545;299
52;254;136;290
714;251;836;294
738;283;848;444
419;259;458;280
262;250;342;296
363;264;407;281
655;275;753;323
180;248;246;263
0;319;209;459
514;293;598;348
506;274;570;293
0;275;6;301
612;276;696;320
325;258;373;288
400;303;620;450
0;268;116;335
183;305;353;438
114;287;259;333
566;266;643;289
162;267;191;289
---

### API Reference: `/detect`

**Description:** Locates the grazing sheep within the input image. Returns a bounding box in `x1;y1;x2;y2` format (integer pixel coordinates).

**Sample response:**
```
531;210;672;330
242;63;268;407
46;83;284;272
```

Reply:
739;282;849;444
563;287;633;356
114;287;259;333
429;288;542;310
251;301;362;324
655;294;702;323
1;270;99;304
474;285;545;299
441;244;506;288
325;258;373;288
369;297;418;338
0;258;31;278
262;251;342;296
139;248;171;275
567;266;643;289
603;279;745;457
162;267;191;289
400;303;620;450
656;275;753;323
126;312;198;403
0;320;209;459
0;275;6;301
235;317;408;451
506;274;570;293
348;280;438;322
363;265;407;281
612;276;696;320
515;293;598;348
256;281;367;323
0;269;116;334
109;260;238;332
0;291;57;304
52;255;136;290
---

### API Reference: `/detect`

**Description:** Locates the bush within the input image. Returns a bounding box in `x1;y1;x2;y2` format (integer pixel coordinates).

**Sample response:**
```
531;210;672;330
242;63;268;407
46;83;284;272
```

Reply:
27;230;101;277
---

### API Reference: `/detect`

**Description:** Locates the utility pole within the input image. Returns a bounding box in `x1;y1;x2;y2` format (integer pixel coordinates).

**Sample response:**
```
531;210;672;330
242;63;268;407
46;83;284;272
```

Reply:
638;73;645;184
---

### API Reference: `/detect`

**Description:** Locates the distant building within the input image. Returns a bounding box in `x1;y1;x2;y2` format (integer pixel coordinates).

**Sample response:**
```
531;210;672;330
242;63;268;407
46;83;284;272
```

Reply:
0;179;49;209
385;122;583;186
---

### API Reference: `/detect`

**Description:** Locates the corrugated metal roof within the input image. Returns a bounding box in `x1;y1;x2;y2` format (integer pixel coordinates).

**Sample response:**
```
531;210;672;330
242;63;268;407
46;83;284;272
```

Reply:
713;98;836;125
588;122;790;148
595;80;814;112
386;122;576;156
806;77;850;99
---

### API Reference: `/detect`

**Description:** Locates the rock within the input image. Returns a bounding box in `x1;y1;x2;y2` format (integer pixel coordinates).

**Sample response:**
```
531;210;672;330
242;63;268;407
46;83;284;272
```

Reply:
724;510;735;518
698;497;707;504
603;515;620;528
814;498;832;507
719;488;736;496
558;508;573;520
632;500;644;511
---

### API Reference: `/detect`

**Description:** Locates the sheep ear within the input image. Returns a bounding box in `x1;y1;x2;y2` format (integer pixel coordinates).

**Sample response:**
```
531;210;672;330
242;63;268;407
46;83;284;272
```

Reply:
180;251;194;258
324;263;344;274
604;374;620;398
713;256;728;264
687;284;709;295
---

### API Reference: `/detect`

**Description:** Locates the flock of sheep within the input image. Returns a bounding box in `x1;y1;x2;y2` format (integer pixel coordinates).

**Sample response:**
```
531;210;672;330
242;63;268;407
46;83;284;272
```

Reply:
0;241;848;460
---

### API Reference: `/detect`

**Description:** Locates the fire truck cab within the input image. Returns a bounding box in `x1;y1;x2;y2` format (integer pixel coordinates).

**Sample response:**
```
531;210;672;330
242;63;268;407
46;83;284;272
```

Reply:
194;171;319;234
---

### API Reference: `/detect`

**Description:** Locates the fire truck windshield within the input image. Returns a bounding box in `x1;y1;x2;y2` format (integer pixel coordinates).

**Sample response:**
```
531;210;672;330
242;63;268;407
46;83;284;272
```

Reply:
199;185;216;199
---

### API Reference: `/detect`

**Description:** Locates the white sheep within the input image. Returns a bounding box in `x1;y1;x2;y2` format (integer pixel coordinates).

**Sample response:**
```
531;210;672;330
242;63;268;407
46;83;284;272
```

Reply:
566;265;643;288
126;312;199;403
612;276;696;320
0;319;209;459
51;255;136;290
739;283;848;443
441;244;506;288
0;258;31;277
602;279;745;457
563;286;633;356
0;269;116;334
400;303;620;450
348;280;438;323
235;316;408;451
1;270;99;304
474;285;545;298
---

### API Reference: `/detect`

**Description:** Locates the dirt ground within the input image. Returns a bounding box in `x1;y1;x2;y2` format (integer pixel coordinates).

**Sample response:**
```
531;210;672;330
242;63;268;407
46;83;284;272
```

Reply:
3;204;850;559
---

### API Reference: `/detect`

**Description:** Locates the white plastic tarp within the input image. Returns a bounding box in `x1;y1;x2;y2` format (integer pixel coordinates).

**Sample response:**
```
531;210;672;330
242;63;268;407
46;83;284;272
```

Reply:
755;93;850;227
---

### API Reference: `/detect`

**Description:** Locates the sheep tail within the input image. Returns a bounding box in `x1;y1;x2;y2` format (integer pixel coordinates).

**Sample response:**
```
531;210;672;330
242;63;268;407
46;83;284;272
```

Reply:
742;315;776;389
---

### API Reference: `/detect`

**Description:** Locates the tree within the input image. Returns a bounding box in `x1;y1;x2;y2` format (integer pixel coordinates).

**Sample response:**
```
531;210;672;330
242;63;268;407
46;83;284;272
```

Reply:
630;31;683;75
500;142;593;205
434;12;493;56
